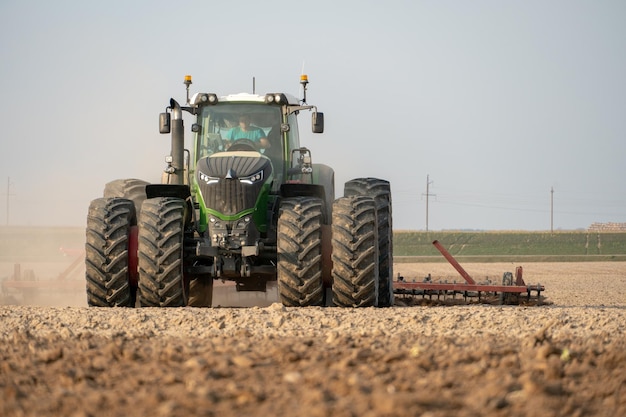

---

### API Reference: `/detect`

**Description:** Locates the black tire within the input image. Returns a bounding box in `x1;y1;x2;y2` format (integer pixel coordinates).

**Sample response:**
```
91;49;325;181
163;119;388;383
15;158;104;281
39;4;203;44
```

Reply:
344;178;394;307
137;197;187;307
85;198;136;307
188;278;213;307
331;195;379;307
277;197;325;307
103;179;149;216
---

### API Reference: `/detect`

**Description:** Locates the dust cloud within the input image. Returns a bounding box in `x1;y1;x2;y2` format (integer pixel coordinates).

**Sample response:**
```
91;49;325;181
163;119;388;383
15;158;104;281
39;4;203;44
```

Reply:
0;226;85;307
0;226;279;308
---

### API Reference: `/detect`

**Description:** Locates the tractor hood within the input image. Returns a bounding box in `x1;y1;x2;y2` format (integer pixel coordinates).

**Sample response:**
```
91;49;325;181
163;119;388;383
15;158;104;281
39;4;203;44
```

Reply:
196;151;273;217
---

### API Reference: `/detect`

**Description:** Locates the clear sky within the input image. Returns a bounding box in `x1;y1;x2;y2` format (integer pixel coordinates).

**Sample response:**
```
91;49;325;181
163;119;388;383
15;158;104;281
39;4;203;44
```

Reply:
1;0;624;231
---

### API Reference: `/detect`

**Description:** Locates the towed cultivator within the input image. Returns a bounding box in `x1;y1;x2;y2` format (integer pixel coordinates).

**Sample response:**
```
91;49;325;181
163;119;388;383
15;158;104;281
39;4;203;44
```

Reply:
394;240;545;305
1;251;85;305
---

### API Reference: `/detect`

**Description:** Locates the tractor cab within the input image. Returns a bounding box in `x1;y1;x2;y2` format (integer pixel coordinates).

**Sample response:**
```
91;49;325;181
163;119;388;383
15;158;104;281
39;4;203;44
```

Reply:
190;96;290;187
188;91;322;189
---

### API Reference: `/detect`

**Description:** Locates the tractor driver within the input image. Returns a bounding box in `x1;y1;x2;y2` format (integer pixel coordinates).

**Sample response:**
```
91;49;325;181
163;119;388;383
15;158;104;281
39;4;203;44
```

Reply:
226;115;270;149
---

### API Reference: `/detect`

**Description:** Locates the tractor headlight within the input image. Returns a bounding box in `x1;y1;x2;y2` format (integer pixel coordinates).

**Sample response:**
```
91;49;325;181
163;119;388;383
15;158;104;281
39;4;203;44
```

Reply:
264;93;288;105
191;93;218;106
198;170;219;184
239;170;264;185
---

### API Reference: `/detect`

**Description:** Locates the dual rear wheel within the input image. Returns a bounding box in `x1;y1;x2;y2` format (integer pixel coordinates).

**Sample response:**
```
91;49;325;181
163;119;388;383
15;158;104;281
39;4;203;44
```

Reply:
85;198;137;307
275;177;393;308
344;178;394;307
331;195;379;307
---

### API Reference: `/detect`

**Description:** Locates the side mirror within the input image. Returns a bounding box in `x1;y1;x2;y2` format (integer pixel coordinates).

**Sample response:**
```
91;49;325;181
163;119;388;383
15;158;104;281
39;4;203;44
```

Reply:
159;112;171;134
312;112;324;134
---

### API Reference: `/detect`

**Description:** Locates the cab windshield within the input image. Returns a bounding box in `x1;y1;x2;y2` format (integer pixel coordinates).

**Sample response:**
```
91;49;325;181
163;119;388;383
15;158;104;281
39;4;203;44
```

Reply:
194;103;282;159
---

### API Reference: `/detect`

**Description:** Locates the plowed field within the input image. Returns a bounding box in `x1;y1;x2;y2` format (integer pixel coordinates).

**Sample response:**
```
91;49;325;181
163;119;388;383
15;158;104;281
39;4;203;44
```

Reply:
1;262;625;417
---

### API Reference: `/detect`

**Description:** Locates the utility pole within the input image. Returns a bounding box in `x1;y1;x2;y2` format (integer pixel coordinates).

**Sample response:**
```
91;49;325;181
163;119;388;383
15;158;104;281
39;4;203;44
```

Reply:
423;175;436;231
550;186;554;234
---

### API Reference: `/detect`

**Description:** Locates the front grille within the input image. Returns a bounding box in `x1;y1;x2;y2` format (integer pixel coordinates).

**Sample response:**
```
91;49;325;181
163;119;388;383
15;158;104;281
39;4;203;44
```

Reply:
197;153;272;216
200;178;261;215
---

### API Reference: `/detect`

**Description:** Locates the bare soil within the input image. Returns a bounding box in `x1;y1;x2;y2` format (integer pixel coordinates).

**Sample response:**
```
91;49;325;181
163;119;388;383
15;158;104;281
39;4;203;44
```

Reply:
1;262;625;417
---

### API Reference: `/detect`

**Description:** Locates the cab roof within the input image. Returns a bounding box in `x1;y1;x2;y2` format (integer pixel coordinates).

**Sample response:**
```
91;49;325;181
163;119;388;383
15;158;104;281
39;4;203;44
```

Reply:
218;92;301;105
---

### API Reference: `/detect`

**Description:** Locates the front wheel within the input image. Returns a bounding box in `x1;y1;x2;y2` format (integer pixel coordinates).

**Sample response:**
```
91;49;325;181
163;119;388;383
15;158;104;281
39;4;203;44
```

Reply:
277;197;325;307
137;197;187;307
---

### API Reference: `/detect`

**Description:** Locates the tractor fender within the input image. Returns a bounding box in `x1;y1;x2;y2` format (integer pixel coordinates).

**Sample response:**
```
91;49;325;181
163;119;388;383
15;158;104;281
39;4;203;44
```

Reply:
312;163;335;223
145;184;193;226
280;183;329;224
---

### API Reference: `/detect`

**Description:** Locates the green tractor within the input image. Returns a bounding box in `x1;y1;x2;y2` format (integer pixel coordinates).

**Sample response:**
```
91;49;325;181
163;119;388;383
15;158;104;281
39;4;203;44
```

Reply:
85;75;393;308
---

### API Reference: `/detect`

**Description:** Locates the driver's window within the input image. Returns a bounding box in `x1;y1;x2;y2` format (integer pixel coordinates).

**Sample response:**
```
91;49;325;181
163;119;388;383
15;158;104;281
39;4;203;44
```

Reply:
196;112;227;158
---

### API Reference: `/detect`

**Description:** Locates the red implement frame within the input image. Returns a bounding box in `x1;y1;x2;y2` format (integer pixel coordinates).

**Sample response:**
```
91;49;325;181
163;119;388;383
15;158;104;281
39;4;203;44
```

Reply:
393;240;544;301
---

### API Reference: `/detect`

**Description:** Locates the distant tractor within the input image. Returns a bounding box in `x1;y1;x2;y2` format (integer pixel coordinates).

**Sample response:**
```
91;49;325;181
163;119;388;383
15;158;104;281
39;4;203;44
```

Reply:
85;75;393;308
